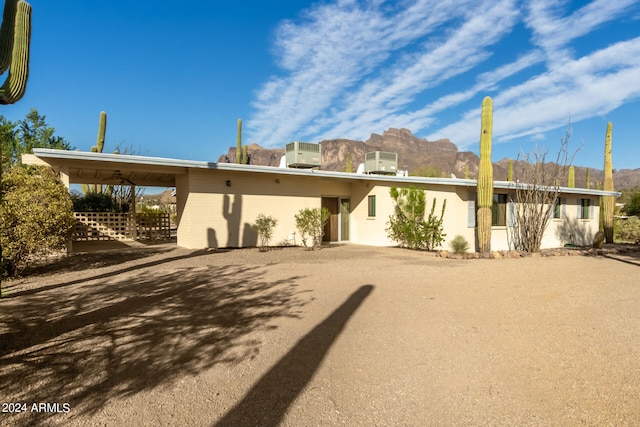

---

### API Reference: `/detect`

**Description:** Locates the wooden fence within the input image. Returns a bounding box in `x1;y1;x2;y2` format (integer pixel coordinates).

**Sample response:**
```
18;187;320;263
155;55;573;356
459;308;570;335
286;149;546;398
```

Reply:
74;212;171;241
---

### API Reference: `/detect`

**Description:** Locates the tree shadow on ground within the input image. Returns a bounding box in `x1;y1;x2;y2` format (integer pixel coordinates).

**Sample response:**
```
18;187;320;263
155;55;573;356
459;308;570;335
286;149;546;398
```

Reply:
0;261;309;425
3;248;226;299
18;246;174;277
214;284;374;427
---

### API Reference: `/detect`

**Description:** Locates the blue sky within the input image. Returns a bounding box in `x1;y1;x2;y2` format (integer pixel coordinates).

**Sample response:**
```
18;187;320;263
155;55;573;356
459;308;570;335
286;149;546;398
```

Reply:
3;0;640;171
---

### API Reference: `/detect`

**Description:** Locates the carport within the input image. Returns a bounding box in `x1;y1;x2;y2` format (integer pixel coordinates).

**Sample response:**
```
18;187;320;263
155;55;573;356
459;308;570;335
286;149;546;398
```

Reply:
22;149;195;248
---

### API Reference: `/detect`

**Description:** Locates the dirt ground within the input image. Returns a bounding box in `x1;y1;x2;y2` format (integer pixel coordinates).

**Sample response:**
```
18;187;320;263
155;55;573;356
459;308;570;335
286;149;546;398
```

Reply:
1;242;639;426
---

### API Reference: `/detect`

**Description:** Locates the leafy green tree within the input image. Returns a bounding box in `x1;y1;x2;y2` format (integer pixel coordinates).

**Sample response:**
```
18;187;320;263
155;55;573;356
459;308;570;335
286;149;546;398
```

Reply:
624;190;640;217
1;166;75;281
0;108;72;171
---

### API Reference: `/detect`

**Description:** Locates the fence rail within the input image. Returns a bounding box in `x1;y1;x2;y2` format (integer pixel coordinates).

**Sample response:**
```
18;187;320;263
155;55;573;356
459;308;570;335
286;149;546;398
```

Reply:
74;212;171;241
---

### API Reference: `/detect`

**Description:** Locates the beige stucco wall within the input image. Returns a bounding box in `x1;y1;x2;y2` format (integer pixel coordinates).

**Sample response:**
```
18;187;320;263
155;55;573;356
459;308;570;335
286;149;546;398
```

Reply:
488;193;600;251
175;167;601;252
348;181;472;249
177;169;323;249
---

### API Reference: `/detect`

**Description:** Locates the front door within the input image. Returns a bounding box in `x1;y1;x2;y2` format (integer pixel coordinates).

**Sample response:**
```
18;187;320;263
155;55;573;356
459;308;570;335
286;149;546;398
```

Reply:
321;198;339;242
340;199;350;241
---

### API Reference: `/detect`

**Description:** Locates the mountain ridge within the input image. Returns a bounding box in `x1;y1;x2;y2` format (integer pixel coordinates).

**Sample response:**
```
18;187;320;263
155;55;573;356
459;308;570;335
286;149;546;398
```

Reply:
217;127;640;190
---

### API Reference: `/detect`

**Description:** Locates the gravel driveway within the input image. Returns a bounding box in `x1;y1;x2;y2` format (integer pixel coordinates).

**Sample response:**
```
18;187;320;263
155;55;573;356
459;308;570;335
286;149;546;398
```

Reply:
1;243;639;426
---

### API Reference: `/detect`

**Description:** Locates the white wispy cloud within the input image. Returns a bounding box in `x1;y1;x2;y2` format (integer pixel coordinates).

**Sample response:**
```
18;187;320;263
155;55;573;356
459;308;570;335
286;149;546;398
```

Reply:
246;0;483;145
247;0;640;151
429;37;640;148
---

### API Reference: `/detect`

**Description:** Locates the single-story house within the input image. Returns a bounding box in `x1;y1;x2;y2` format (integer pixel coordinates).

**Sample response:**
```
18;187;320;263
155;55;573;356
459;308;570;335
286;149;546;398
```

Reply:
23;148;618;251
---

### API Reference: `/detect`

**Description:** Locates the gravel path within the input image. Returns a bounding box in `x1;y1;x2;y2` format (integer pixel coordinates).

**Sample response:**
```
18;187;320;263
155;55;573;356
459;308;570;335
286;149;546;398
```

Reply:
1;244;639;426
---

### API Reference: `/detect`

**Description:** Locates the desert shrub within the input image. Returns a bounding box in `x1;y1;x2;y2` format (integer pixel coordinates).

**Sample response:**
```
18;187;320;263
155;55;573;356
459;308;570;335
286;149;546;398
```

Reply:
618;217;640;242
449;235;470;255
295;207;330;250
252;214;278;251
624;191;640;217
386;186;446;250
1;166;75;279
71;192;115;212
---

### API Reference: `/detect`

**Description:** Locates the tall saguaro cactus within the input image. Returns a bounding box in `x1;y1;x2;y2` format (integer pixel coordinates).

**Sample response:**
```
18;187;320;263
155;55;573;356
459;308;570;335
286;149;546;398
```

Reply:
95;111;107;153
477;96;493;253
585;168;591;189
567;165;575;188
83;111;108;194
507;159;513;181
0;0;31;104
236;118;242;164
602;122;614;243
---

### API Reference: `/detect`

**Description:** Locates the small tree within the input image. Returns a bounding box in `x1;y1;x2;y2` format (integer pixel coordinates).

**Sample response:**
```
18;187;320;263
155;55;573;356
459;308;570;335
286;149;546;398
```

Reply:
623;190;640;217
1;166;75;281
511;125;579;252
386;186;446;250
295;207;330;250
252;214;278;251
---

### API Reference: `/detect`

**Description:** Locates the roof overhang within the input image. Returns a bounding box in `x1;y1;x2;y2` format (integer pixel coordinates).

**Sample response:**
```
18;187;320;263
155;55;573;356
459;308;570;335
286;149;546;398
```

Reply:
23;149;621;197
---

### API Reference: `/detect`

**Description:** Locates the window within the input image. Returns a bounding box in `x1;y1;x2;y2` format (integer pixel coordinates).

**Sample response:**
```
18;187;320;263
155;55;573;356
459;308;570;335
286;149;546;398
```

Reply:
580;198;591;219
553;197;565;219
368;195;376;217
492;194;507;226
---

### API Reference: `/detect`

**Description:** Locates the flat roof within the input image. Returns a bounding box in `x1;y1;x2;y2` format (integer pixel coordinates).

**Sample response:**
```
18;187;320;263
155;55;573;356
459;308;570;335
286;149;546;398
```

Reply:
27;148;620;197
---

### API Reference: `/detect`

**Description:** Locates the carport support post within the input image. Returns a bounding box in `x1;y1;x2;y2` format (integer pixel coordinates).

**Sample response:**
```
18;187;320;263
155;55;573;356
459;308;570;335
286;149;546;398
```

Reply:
130;185;137;240
58;166;73;254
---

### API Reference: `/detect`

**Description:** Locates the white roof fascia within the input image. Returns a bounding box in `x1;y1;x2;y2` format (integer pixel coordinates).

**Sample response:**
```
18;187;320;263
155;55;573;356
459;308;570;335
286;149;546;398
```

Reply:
31;148;620;197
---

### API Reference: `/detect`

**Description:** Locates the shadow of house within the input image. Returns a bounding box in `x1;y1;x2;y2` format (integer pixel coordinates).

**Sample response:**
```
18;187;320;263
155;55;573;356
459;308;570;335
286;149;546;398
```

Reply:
555;217;594;247
214;285;374;427
0;261;308;423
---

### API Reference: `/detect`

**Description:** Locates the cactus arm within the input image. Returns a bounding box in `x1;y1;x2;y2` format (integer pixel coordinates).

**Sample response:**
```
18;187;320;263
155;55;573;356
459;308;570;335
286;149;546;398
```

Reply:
0;0;18;73
476;96;493;253
0;0;31;105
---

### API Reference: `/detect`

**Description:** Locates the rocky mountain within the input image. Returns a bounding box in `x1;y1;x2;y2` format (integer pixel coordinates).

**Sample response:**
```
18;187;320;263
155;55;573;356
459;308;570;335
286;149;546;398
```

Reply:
217;128;640;189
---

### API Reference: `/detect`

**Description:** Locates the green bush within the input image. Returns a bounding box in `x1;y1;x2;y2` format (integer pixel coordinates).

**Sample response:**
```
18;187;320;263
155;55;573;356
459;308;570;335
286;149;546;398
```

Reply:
624;191;640;217
295;207;330;250
252;214;278;251
71;192;115;212
386;186;446;250
618;217;640;242
449;235;470;255
1;166;75;279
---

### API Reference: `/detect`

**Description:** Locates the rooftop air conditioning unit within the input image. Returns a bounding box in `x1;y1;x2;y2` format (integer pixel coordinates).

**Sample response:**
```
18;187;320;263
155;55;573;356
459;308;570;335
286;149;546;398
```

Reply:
285;141;321;168
365;151;397;174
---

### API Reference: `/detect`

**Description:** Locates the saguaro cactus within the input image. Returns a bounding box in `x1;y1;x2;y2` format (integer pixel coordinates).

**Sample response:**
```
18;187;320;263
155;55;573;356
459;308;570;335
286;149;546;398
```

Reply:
602;122;614;243
83;111;108;194
236;118;242;164
567;165;575;188
477;96;493;253
507;159;513;181
0;0;31;104
95;111;107;153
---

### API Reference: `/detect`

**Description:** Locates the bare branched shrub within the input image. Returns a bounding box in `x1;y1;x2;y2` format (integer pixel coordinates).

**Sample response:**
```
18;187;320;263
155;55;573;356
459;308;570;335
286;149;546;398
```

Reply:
511;125;580;252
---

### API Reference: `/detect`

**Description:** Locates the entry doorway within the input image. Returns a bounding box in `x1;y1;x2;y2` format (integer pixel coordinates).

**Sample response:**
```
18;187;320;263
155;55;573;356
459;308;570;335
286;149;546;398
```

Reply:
321;197;350;242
